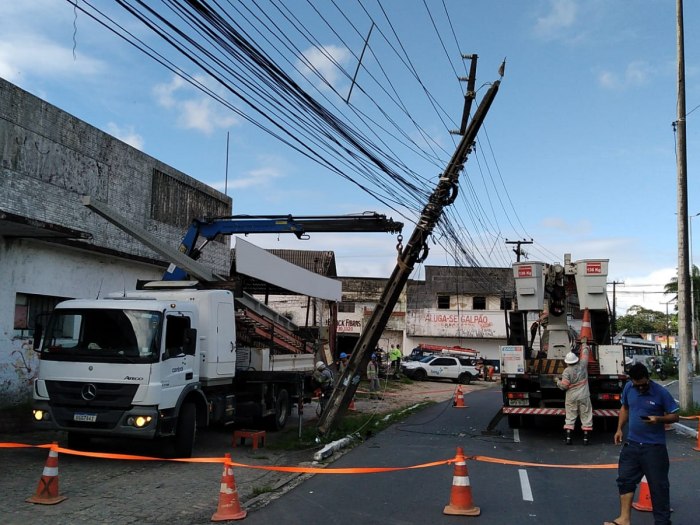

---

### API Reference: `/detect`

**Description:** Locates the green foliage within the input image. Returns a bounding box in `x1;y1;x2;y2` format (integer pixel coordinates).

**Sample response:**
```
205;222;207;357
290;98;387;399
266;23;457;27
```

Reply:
617;306;672;334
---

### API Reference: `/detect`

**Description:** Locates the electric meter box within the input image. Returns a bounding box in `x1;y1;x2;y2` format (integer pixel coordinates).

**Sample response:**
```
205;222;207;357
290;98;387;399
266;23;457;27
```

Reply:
513;261;545;311
574;259;609;310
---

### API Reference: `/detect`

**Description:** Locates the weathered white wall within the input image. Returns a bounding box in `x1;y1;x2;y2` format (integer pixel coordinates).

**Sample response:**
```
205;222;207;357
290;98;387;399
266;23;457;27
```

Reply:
0;238;163;404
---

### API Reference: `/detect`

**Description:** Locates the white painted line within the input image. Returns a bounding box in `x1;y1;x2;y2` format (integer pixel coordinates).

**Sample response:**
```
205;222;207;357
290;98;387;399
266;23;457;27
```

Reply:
519;469;533;502
513;429;520;443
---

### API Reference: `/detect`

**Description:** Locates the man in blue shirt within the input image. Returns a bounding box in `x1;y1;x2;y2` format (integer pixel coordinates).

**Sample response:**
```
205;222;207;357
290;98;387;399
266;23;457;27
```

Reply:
604;363;679;525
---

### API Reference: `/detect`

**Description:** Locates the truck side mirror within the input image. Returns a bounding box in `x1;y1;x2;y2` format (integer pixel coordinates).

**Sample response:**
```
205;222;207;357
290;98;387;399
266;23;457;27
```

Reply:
183;328;197;355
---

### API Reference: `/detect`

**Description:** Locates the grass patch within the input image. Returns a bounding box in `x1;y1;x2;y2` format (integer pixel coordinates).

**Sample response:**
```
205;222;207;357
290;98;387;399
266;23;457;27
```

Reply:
679;403;700;418
251;485;275;497
267;400;433;451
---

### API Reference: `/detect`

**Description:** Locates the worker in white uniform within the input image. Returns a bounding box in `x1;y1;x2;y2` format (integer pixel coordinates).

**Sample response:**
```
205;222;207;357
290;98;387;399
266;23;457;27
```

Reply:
556;341;592;445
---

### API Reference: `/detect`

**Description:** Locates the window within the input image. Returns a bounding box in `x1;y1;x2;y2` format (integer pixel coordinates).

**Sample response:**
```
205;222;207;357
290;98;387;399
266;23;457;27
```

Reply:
165;315;192;358
338;302;356;313
431;357;457;367
473;296;486;310
500;297;513;310
14;293;68;337
437;295;450;309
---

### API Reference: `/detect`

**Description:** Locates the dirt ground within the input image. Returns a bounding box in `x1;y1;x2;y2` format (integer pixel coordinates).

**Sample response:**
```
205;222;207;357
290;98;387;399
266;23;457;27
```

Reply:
344;375;497;415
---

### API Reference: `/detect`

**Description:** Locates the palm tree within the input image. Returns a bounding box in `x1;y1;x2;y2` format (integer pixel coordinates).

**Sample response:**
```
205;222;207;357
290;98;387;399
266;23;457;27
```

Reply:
664;264;700;310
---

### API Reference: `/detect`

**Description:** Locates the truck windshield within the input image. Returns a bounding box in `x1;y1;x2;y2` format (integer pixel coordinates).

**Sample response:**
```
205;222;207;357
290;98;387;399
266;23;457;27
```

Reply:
40;309;162;363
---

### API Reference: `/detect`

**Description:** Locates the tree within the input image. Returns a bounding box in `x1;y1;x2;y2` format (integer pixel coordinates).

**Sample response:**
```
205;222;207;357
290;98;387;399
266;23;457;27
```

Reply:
616;306;672;335
664;264;700;312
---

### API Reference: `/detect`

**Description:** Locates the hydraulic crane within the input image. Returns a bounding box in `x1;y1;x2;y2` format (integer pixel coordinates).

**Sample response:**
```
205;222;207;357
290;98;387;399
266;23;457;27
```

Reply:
167;213;403;280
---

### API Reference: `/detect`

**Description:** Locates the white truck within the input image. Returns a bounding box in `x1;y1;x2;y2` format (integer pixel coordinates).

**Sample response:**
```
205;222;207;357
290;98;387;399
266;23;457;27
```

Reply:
495;255;627;430
401;353;480;384
31;283;315;457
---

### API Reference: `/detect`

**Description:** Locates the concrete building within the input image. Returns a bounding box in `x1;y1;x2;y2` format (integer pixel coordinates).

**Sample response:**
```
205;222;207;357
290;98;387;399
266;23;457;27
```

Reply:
405;266;515;360
0;77;231;407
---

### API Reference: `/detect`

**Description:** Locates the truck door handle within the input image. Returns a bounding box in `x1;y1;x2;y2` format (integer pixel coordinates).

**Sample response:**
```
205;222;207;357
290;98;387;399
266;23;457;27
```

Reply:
186;372;193;380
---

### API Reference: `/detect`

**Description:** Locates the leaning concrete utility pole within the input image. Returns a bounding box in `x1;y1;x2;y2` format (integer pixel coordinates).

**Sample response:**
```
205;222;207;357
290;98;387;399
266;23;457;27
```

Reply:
317;75;501;436
675;0;694;410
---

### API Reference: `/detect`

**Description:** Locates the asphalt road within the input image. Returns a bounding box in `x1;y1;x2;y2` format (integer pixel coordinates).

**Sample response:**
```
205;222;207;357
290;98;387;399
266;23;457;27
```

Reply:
237;385;700;525
2;379;698;525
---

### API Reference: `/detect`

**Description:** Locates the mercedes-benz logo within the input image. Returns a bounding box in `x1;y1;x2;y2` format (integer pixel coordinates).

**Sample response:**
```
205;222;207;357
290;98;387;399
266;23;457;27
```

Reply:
81;383;97;401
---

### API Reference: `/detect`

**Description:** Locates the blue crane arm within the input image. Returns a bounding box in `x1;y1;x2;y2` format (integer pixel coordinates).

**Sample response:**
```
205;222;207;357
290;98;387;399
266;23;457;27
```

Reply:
164;213;402;281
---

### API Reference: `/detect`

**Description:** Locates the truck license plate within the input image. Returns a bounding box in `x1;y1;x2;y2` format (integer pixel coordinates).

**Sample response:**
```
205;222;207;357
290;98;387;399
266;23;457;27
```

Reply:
73;413;97;422
508;399;529;407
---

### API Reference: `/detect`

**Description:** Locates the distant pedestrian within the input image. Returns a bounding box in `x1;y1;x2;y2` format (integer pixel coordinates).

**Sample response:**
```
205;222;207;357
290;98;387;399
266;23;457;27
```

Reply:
338;352;349;376
556;341;592;445
389;344;402;379
367;353;381;400
603;362;679;525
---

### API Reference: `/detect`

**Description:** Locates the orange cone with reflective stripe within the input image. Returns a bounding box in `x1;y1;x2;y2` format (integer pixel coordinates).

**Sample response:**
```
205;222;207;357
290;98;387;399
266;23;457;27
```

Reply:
211;453;247;521
348;398;356;411
693;417;700;451
632;475;653;512
580;308;596;362
443;447;480;516
26;443;67;505
453;386;467;408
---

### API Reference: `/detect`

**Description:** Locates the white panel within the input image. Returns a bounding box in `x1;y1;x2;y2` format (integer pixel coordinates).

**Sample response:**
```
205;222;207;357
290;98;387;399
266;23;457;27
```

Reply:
235;238;341;301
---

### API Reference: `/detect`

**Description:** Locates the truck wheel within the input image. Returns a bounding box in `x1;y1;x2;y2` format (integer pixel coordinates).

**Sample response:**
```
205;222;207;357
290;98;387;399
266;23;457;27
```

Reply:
458;373;472;385
266;389;290;430
413;369;427;381
67;432;91;449
173;402;196;458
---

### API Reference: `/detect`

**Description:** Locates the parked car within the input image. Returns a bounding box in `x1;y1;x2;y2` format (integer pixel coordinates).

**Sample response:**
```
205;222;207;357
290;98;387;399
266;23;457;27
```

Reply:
401;354;479;384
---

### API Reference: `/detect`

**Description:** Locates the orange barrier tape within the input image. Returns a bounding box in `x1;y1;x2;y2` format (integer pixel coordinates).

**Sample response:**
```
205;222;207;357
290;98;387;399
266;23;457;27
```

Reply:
470;455;618;470
0;442;450;473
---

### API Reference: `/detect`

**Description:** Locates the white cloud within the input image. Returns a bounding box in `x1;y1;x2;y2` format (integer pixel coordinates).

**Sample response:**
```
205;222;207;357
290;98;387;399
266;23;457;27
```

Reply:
613;267;677;315
296;45;351;92
598;61;654;90
534;0;578;39
230;166;285;190
106;122;145;150
0;35;103;83
153;75;238;134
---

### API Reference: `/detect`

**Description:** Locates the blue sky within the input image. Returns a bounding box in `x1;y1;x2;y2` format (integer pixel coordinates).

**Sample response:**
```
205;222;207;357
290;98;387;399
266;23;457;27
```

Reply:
2;0;698;315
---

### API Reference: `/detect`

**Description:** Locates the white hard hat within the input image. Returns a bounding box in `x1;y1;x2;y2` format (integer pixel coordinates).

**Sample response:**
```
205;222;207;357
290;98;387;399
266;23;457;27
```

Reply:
315;361;325;370
564;352;579;365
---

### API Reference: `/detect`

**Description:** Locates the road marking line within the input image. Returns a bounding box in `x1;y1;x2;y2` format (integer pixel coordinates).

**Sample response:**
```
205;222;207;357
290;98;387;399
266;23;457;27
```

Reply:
519;469;533;501
513;429;520;443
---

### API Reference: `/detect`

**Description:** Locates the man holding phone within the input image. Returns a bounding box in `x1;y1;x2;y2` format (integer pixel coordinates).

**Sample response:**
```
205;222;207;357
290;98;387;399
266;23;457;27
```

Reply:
604;363;679;525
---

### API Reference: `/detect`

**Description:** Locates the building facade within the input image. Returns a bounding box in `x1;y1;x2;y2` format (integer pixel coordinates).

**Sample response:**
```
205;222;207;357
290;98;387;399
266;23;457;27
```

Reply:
0;78;231;406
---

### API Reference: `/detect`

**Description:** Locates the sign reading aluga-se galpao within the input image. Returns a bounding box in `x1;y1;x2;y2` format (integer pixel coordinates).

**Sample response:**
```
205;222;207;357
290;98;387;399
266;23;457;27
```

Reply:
406;309;507;338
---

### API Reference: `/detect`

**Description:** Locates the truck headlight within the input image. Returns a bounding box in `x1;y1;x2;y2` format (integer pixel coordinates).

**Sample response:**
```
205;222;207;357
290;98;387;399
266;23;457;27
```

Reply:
32;409;49;421
127;415;153;428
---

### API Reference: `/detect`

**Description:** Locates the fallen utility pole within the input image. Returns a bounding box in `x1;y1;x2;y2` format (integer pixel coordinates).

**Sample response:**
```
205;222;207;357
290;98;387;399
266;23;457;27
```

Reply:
317;77;501;436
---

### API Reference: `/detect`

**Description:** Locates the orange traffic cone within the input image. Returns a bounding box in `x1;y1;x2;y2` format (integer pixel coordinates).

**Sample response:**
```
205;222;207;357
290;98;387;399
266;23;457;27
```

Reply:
580;308;596;362
348;397;357;411
26;443;67;505
444;447;480;516
632;475;653;512
693;417;700;452
211;453;247;521
453;385;467;408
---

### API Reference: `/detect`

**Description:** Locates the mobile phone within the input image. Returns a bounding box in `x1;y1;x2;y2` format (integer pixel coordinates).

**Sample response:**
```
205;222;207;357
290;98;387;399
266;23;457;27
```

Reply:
640;416;650;420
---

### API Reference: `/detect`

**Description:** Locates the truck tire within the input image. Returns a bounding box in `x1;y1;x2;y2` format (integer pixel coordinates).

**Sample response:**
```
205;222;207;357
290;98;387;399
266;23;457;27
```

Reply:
413;369;427;381
266;388;291;430
458;372;472;385
173;402;196;458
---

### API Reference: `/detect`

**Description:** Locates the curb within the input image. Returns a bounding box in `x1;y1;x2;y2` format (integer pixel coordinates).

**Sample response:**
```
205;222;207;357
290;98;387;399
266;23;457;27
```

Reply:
673;421;698;439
